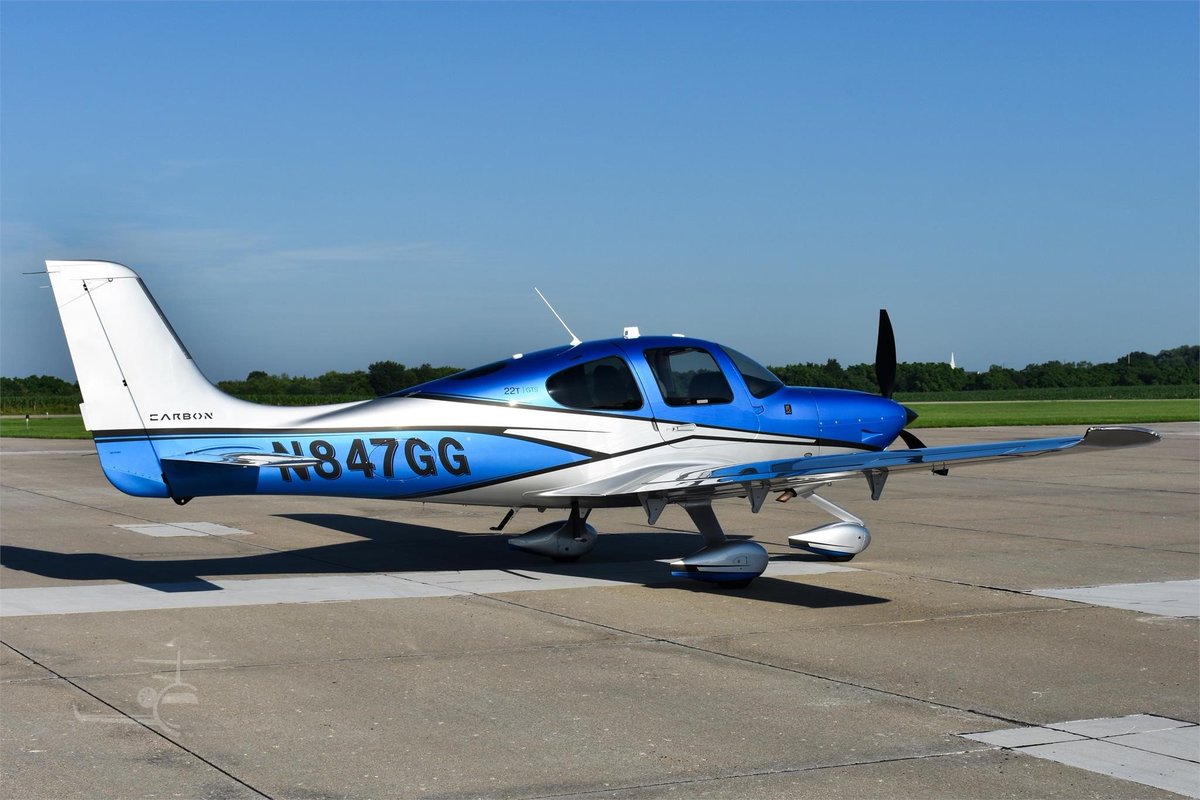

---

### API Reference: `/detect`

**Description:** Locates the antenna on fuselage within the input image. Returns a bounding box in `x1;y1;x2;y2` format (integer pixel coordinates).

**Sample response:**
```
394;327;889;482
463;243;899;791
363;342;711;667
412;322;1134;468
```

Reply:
534;287;582;346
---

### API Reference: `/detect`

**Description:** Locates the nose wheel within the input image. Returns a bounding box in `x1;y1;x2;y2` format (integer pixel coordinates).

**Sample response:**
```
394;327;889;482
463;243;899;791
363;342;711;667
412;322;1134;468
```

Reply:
787;491;872;561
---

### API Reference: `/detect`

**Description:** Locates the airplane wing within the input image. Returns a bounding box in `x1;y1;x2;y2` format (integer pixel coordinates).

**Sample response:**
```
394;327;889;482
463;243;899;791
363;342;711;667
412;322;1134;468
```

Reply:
541;426;1160;502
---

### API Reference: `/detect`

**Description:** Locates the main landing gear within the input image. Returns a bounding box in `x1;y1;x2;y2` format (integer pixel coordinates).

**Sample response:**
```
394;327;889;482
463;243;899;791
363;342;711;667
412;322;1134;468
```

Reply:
667;501;769;589
503;488;874;588
664;490;873;588
506;501;597;562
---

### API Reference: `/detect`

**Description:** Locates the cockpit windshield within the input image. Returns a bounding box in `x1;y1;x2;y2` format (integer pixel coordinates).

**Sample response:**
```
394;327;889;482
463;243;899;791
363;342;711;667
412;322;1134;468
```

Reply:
721;346;784;399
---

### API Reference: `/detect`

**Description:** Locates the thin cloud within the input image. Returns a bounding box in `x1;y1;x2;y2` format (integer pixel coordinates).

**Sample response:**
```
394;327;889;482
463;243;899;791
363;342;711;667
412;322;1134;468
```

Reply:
14;222;465;278
266;242;464;267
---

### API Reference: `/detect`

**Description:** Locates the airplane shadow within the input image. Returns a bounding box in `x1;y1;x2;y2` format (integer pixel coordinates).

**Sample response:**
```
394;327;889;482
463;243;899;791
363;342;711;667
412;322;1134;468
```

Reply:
0;513;889;610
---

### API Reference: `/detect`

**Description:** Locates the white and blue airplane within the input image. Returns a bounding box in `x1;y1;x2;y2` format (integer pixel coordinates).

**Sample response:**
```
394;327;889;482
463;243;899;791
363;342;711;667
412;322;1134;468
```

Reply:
46;260;1159;588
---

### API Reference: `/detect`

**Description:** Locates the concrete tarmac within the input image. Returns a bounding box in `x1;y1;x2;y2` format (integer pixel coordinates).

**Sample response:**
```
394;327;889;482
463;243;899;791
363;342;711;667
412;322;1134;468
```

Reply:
1;424;1197;799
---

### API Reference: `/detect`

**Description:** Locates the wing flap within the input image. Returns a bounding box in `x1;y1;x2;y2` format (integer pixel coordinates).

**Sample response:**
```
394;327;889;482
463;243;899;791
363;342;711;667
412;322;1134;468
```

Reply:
625;426;1160;498
531;460;716;499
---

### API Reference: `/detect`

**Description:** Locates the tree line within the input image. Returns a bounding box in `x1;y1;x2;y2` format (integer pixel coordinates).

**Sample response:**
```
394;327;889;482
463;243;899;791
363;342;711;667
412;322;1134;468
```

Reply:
213;362;462;399
772;345;1199;394
2;346;1196;407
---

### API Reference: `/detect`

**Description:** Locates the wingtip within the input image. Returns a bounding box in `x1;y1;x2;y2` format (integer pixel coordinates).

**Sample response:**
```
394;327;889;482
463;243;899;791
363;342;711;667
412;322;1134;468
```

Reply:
1081;426;1161;448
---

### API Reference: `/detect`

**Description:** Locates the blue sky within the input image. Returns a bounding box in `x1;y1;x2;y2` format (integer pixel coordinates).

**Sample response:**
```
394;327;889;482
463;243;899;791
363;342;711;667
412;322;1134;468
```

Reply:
3;1;1196;381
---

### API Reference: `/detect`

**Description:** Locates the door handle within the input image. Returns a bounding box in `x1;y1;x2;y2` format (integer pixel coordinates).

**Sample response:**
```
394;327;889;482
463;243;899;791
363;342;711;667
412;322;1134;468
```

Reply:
672;423;696;432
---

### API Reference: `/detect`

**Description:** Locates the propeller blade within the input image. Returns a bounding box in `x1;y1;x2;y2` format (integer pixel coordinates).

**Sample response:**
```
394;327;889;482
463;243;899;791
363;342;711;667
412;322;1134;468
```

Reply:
898;428;928;450
875;309;897;398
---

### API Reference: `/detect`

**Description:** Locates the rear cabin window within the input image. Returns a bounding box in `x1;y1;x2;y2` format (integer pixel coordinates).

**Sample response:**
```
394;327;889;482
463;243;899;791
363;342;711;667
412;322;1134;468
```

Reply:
449;361;509;380
386;360;508;397
546;356;643;411
644;347;734;406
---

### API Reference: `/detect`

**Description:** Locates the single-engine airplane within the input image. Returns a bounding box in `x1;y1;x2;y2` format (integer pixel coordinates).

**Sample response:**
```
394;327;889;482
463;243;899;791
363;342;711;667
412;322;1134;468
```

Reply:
45;260;1159;587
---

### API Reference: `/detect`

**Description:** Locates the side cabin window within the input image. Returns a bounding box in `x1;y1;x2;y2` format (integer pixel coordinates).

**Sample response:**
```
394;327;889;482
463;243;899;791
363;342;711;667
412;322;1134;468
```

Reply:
546;356;643;411
644;347;734;406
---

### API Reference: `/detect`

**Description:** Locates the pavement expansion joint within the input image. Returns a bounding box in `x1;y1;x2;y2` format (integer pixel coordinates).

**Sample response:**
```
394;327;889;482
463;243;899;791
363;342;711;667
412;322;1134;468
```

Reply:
1;483;168;524
911;517;1192;555
485;592;1030;735
2;640;275;799
902;574;1200;619
1028;579;1200;618
517;748;986;800
963;715;1200;798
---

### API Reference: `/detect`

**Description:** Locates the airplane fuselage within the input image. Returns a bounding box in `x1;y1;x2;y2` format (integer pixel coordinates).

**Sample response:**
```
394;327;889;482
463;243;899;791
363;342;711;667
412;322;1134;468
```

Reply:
94;336;909;507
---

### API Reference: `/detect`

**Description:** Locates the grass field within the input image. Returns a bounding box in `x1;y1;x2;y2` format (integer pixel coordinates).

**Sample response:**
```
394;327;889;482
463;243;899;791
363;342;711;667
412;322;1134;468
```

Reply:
2;399;1196;440
0;416;88;439
909;399;1198;427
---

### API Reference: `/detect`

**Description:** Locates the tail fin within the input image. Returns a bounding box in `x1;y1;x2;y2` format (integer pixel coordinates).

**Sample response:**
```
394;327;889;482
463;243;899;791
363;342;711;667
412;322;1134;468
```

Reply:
47;260;261;498
46;260;236;433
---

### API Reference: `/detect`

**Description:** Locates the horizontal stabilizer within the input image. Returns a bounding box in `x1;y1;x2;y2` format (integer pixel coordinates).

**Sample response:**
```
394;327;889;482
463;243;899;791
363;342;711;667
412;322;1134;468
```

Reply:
162;451;322;469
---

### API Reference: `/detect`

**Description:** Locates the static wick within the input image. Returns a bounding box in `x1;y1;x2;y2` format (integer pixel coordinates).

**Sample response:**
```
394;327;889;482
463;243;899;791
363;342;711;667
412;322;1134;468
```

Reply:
534;287;582;346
